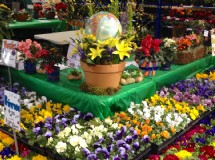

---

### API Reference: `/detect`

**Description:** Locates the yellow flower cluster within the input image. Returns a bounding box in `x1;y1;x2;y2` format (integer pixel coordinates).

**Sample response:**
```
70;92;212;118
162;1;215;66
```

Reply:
6;155;22;160
20;102;71;128
147;94;204;119
196;72;215;81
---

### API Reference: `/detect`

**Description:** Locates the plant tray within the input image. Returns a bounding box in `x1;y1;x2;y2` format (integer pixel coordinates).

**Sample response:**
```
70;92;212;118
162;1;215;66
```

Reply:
132;146;151;160
151;108;215;154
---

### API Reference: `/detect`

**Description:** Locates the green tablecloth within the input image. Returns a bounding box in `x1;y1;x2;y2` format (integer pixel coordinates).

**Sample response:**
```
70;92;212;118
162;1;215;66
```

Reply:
9;19;66;32
0;56;215;119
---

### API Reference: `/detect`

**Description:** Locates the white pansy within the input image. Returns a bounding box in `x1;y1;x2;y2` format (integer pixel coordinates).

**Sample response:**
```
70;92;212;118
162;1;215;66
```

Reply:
142;101;149;108
137;109;143;116
112;123;118;129
76;124;84;129
27;103;34;109
128;107;134;114
130;102;136;108
64;127;72;137
154;113;162;122
41;96;47;102
68;135;80;147
143;112;150;119
47;137;53;146
71;125;79;134
74;146;81;154
55;141;67;153
79;138;88;148
104;118;113;125
23;99;30;105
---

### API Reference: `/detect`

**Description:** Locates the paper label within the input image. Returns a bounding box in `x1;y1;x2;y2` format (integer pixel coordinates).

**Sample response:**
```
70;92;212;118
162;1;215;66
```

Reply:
4;90;21;131
204;30;209;37
1;39;18;68
67;39;80;68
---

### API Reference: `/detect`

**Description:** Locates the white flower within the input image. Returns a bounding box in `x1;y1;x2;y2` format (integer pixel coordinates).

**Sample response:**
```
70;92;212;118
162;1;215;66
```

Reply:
81;132;92;144
71;125;79;134
143;112;150;120
76;124;84;129
142;101;149;108
55;141;67;153
64;127;72;137
68;135;80;147
74;146;81;154
47;137;53;146
137;109;143;116
112;123;118;129
27;103;34;109
79;138;88;148
104;118;113;125
128;108;134;114
154;113;162;122
41;96;47;102
23;99;30;105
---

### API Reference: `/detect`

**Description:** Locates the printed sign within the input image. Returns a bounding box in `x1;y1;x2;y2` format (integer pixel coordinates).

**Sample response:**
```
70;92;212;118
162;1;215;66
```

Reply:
4;90;21;131
1;39;18;68
211;31;215;56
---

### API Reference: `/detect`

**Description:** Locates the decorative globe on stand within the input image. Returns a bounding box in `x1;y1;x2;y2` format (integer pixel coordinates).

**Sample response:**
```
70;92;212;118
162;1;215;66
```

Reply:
85;11;122;41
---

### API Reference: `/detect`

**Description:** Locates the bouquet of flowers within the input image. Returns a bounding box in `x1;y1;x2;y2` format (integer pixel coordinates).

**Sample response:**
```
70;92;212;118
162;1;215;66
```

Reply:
18;39;42;63
55;2;67;12
33;3;42;12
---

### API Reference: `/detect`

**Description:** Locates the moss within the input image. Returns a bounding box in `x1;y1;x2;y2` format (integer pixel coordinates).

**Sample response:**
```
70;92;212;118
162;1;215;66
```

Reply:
80;82;121;95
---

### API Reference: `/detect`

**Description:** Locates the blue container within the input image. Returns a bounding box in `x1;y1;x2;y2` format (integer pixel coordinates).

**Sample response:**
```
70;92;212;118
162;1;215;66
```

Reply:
46;66;60;82
24;61;36;74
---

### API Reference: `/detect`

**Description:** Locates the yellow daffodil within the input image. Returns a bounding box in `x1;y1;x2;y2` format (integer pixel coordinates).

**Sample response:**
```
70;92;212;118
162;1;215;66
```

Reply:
88;45;105;60
112;40;132;60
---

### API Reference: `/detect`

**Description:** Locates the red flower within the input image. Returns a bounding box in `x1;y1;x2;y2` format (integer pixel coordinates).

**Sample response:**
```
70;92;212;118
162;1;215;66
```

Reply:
164;154;180;160
200;146;214;153
162;145;180;154
151;39;162;53
198;154;208;160
45;65;54;74
140;34;153;56
148;155;160;160
183;147;195;152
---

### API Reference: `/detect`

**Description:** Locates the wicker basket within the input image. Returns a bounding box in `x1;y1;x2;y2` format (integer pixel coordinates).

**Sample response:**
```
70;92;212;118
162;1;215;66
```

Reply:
174;45;206;65
14;13;28;21
172;25;186;38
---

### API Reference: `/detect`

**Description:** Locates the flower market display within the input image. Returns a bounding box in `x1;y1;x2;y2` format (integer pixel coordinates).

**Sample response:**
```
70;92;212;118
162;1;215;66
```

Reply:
0;67;215;159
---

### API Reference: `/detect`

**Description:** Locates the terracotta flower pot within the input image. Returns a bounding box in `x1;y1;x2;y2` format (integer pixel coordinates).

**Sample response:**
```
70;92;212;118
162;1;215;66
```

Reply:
80;61;125;89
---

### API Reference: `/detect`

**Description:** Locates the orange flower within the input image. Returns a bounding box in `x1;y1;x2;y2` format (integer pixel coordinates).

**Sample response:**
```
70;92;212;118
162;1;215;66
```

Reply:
161;131;170;139
156;122;164;127
151;134;156;140
135;128;141;135
141;124;152;133
119;112;127;119
171;126;176;133
141;131;148;138
145;119;150;124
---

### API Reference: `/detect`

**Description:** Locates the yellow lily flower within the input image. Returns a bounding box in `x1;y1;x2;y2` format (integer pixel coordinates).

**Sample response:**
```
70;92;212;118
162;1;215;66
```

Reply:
112;40;132;60
88;46;105;60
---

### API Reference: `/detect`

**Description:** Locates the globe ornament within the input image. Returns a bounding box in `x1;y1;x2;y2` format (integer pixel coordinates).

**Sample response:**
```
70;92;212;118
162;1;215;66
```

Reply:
85;11;122;41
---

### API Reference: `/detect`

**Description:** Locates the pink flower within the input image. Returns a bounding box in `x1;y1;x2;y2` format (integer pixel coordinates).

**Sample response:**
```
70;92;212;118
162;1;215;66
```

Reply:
21;150;30;157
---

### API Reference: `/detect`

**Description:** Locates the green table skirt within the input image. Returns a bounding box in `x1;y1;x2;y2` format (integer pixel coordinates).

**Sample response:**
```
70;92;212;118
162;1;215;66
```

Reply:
1;56;215;119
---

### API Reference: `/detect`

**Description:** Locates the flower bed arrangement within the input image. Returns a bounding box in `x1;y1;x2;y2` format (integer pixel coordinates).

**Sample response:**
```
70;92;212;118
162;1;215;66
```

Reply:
0;68;215;159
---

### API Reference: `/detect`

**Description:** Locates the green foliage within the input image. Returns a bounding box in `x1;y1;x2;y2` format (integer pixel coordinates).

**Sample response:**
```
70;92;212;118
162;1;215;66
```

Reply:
109;0;119;18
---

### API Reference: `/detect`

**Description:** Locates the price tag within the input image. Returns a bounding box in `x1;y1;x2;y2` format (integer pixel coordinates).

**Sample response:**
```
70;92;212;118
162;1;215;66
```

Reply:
4;90;21;131
211;34;215;56
67;39;80;68
204;30;209;37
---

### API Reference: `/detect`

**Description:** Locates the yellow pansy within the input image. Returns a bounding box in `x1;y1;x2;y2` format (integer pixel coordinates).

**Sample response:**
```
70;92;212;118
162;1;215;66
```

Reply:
0;143;4;152
88;45;105;60
112;40;132;60
63;105;71;113
2;137;14;146
7;155;22;160
32;154;48;160
35;116;44;123
197;104;205;112
175;150;192;159
190;112;197;120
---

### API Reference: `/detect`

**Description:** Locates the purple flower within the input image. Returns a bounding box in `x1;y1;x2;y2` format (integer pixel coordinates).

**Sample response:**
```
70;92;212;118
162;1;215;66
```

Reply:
107;144;114;152
121;126;127;134
83;112;94;121
87;153;97;160
120;151;128;160
141;135;150;143
195;138;205;144
133;141;140;151
82;148;91;157
45;131;52;138
125;135;132;144
72;119;78;124
132;130;138;139
118;147;126;153
95;148;102;154
44;123;52;130
113;156;121;160
33;127;41;134
116;140;125;147
46;117;52;123
93;142;102;149
55;126;60;133
123;144;131;151
101;147;110;159
115;130;123;140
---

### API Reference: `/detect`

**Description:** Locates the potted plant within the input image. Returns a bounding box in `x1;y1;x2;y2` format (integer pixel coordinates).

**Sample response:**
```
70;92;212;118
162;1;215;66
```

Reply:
18;39;42;74
160;38;177;70
55;2;67;20
38;48;63;81
41;6;56;19
33;3;42;19
70;28;136;94
12;9;29;21
134;34;162;76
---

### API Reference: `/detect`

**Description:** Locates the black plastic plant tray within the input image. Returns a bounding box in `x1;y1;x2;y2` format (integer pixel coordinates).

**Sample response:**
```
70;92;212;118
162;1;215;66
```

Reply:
132;146;151;160
151;108;215;154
